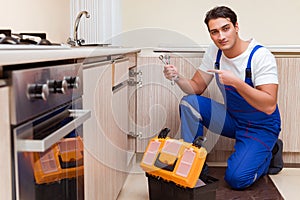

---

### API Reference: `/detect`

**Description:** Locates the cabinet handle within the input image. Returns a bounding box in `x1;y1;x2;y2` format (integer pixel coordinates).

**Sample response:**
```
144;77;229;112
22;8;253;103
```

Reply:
111;57;129;64
112;80;128;93
83;60;112;69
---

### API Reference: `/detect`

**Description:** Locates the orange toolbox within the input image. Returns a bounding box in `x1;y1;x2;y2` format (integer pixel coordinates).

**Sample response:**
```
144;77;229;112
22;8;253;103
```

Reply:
140;128;207;188
32;136;84;184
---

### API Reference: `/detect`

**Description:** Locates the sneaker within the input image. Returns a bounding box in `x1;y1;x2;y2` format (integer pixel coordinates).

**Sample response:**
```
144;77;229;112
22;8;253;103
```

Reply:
268;139;284;175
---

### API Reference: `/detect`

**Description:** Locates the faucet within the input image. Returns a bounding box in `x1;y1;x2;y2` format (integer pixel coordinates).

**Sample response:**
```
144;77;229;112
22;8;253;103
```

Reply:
67;11;90;46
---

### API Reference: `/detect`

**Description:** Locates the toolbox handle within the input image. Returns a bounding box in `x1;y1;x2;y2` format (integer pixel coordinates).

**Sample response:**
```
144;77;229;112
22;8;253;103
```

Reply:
158;128;170;139
154;153;178;172
192;136;207;148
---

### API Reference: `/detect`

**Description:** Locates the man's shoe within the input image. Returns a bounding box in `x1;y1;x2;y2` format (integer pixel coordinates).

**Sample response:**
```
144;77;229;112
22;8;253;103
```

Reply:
268;139;284;175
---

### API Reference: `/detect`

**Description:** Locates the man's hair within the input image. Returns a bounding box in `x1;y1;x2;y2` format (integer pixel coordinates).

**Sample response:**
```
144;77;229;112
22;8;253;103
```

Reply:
204;6;237;30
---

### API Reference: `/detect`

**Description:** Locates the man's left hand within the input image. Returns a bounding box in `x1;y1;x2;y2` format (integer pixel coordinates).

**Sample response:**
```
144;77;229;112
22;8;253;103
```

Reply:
207;69;239;86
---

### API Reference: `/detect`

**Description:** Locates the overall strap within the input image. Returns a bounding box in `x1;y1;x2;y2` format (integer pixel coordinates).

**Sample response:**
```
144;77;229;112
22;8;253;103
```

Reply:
214;45;263;87
214;49;222;69
245;45;263;79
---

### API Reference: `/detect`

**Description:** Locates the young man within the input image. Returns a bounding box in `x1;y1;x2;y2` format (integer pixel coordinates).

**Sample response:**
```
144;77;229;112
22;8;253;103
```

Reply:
163;6;283;189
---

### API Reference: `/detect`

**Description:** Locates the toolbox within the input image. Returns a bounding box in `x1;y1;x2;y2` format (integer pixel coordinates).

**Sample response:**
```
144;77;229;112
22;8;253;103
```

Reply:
146;173;218;200
140;128;208;188
141;128;218;200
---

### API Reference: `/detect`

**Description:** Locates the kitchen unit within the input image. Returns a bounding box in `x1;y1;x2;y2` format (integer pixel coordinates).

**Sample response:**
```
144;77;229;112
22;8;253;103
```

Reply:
0;46;140;200
135;47;300;165
1;45;300;200
0;86;12;200
135;52;205;152
135;49;229;155
82;53;137;199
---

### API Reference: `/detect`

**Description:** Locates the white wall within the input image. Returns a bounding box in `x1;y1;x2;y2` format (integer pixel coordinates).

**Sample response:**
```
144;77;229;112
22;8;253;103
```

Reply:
70;0;121;45
1;0;299;47
0;0;70;43
121;0;300;47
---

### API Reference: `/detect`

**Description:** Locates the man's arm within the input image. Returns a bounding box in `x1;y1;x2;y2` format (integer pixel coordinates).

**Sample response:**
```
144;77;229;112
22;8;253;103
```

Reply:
208;69;278;114
235;81;278;115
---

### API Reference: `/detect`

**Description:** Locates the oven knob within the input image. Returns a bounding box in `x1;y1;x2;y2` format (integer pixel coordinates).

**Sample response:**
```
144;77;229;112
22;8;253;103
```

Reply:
27;84;49;101
63;76;80;89
47;80;68;94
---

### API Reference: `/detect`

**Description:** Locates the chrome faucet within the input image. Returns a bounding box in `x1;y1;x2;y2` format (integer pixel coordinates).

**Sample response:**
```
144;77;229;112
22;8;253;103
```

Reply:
67;11;90;46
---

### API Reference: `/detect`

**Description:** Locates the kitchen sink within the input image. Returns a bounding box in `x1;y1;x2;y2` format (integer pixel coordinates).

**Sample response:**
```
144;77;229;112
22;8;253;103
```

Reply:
71;43;123;48
79;43;111;47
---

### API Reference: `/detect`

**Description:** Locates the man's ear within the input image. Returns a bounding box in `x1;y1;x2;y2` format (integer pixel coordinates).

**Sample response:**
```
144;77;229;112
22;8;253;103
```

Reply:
235;22;239;32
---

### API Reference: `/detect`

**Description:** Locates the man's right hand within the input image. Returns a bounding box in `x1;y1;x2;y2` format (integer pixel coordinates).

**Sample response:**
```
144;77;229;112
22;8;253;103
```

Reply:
163;65;179;81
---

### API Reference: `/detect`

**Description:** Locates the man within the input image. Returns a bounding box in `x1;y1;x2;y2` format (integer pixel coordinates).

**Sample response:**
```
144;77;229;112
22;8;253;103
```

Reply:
163;6;283;190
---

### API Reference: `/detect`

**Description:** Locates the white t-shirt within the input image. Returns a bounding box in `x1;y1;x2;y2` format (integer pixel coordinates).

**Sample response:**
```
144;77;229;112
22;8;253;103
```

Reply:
199;39;278;87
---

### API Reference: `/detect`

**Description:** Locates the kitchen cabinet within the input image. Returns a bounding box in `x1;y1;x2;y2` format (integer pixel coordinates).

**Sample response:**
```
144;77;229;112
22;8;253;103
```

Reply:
135;53;234;158
135;52;300;164
135;53;209;152
113;54;137;155
83;54;136;200
276;56;300;163
208;55;300;163
0;47;140;200
0;86;12;200
136;55;182;152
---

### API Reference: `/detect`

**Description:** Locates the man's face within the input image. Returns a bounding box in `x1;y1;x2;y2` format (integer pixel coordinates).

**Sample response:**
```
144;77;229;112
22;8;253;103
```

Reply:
208;17;239;51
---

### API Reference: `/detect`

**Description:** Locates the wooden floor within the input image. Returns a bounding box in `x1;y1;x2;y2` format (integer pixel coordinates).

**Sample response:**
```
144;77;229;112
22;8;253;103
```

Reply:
117;162;300;200
209;167;283;200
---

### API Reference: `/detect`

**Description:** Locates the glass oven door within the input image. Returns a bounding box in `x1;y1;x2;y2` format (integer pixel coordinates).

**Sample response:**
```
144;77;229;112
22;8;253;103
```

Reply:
13;102;90;200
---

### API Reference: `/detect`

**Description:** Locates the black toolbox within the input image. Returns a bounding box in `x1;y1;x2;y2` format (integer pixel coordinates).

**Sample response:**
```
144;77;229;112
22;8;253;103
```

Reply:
146;173;218;200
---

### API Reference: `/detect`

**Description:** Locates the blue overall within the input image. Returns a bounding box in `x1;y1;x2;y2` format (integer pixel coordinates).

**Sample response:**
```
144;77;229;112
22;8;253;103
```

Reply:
180;45;281;189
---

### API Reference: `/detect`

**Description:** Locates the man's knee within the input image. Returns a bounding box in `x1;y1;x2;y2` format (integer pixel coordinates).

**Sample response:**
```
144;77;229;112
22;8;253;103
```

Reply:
180;95;203;120
180;95;198;105
224;168;256;190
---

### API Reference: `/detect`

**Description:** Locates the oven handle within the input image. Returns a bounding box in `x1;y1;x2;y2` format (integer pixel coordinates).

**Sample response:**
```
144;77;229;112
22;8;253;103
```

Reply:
16;109;91;152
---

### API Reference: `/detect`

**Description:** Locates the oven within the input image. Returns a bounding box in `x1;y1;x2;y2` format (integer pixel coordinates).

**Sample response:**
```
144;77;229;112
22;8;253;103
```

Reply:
3;61;90;200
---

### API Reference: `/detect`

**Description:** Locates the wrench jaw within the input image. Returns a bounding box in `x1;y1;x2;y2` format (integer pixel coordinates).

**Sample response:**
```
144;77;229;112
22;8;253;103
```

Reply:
164;54;170;65
159;55;167;65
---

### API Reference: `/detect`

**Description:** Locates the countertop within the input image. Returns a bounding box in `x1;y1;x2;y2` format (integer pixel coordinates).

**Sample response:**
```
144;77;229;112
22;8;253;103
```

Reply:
136;45;300;58
1;44;300;67
152;45;300;53
0;46;141;66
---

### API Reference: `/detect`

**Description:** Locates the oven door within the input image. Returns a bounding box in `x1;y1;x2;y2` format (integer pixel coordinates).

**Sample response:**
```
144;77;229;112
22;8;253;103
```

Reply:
12;101;90;200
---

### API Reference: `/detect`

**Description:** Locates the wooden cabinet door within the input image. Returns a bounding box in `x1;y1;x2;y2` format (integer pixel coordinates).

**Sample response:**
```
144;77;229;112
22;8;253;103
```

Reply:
135;53;235;161
112;58;133;158
112;58;130;141
0;86;12;200
83;60;130;200
136;54;203;152
276;57;300;153
83;62;113;200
